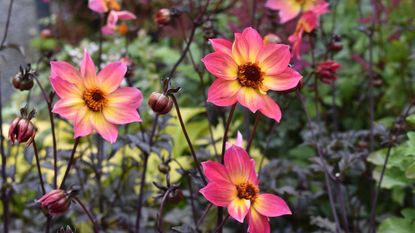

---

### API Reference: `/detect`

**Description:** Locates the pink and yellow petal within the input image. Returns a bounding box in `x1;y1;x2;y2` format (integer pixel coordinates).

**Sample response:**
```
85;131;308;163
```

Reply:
98;61;127;94
257;44;291;75
262;67;302;91
259;95;282;122
207;79;240;107
210;38;233;57
241;27;263;62
107;87;143;109
247;208;270;233
200;181;237;207
90;112;118;143
201;52;238;80
80;50;98;89
253;193;292;217
50;61;82;85
237;87;265;113
224;146;258;185
88;0;108;13
52;98;84;121
50;76;84;99
232;33;250;65
202;161;231;183
227;198;250;223
74;106;94;138
103;106;141;125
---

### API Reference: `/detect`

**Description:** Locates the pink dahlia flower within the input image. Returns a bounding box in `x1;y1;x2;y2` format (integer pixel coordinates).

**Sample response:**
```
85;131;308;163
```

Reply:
288;2;330;59
200;146;291;233
50;50;143;143
265;0;326;23
88;0;121;13
101;10;136;35
202;27;302;122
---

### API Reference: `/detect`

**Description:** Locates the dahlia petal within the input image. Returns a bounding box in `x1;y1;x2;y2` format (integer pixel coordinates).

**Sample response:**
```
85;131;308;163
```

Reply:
114;11;136;20
224;145;258;185
52;98;84;121
202;161;231;184
107;87;143;109
237;87;265;113
207;79;240;107
253;193;292;217
242;27;263;62
228;198;250;223
88;0;108;13
257;44;291;75
101;25;115;35
98;61;127;93
200;181;236;207
103;106;141;125
50;77;84;99
247;208;270;233
259;95;282;122
262;67;302;91
50;61;82;85
289;29;304;59
201;52;238;80
74;106;94;138
90;112;118;143
80;50;98;89
232;33;250;65
235;131;243;148
265;0;301;23
210;38;233;57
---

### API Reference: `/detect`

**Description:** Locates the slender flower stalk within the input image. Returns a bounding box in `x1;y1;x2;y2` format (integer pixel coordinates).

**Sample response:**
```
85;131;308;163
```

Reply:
171;95;207;185
32;141;46;194
59;138;80;189
135;114;159;233
73;196;100;233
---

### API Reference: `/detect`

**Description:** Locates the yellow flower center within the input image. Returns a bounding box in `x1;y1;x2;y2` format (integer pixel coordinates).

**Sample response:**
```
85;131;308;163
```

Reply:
237;63;264;89
106;0;121;11
236;182;259;202
83;89;107;112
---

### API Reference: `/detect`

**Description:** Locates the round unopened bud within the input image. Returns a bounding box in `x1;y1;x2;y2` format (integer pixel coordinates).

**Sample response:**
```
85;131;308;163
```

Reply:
8;117;36;147
155;8;172;26
158;164;170;174
148;92;174;115
168;189;184;204
263;33;282;44
37;189;71;216
12;65;36;91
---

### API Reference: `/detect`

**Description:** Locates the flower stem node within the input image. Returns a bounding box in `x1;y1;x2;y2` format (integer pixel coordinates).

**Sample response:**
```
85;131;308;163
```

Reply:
148;92;174;115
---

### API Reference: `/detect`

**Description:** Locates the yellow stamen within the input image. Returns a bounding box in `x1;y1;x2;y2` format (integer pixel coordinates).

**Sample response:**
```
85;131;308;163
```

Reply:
83;89;107;112
236;182;259;202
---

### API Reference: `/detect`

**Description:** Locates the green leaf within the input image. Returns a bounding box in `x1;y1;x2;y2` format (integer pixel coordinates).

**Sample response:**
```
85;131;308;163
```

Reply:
378;217;415;233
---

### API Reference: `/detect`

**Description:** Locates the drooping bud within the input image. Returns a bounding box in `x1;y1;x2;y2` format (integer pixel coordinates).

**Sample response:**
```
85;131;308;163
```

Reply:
155;9;172;26
263;33;282;44
11;64;36;91
202;19;217;40
148;92;174;115
155;8;180;27
328;34;343;52
8;107;37;147
36;189;71;216
316;60;341;84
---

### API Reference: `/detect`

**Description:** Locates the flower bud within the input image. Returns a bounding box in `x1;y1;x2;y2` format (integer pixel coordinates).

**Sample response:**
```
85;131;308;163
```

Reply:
316;60;341;84
12;64;36;91
37;189;71;216
263;33;282;44
155;9;172;26
8;117;36;147
148;92;174;115
328;34;343;52
40;28;53;39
